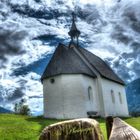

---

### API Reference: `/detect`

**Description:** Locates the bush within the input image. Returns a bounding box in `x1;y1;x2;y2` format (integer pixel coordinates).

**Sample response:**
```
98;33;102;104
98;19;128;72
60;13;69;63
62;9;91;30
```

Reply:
14;99;30;115
130;112;140;117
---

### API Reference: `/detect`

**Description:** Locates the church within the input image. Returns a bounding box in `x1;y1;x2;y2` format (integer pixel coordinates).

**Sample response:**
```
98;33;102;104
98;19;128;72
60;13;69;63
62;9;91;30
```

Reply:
41;13;129;119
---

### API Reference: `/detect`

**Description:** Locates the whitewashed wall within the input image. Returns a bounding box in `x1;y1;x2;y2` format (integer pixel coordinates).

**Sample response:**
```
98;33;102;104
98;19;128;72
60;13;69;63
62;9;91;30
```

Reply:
43;74;129;119
43;74;98;119
81;75;99;113
101;78;129;117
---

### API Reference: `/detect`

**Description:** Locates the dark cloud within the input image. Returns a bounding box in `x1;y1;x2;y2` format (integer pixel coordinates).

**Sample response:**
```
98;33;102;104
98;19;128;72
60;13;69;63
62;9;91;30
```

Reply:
106;47;140;82
0;29;27;58
0;28;27;67
77;4;103;25
111;29;133;44
106;1;140;82
0;78;27;102
106;56;131;82
122;6;140;33
7;88;24;101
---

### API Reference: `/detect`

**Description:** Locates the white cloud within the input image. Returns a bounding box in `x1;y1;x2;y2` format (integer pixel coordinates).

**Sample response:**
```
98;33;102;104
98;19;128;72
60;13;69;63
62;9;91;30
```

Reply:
0;72;43;115
0;0;140;115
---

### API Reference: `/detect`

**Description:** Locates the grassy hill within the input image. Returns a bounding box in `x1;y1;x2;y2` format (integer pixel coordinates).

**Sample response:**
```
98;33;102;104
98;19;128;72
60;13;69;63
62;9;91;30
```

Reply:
126;78;140;115
0;114;140;140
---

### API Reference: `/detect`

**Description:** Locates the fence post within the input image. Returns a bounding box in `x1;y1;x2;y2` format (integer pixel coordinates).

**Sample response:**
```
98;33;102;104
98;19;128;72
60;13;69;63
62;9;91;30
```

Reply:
39;118;104;140
105;116;113;140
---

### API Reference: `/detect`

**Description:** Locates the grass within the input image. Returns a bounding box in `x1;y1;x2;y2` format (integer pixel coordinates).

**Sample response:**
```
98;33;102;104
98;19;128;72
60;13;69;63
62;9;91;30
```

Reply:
0;114;60;140
0;114;140;140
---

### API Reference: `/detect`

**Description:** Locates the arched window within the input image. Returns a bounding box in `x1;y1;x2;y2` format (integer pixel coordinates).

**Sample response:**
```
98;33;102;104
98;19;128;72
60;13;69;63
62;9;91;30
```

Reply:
111;90;115;103
88;86;92;100
119;92;123;104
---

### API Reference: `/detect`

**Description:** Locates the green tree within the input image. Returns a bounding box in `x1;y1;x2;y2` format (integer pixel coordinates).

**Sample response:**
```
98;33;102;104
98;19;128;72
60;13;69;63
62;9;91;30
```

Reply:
20;105;30;115
14;99;30;115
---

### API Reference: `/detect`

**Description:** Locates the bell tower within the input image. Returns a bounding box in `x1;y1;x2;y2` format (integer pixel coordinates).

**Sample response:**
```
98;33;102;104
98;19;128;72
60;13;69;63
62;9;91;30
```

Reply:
68;12;81;47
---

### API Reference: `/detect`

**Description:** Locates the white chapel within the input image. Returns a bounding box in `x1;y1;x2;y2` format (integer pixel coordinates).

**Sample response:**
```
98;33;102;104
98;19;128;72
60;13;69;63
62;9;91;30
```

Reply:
41;13;129;119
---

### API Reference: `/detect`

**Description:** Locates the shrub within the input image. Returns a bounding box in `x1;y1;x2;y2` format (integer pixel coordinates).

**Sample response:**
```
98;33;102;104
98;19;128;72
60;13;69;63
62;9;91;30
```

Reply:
14;99;30;115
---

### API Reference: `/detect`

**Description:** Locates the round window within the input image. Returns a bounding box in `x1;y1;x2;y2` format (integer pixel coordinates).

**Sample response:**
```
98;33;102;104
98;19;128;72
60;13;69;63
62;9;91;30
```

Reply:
50;78;55;83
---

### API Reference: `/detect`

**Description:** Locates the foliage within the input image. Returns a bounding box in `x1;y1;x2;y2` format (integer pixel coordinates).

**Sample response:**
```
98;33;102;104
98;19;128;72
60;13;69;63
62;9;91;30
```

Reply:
0;114;139;140
130;112;140;117
14;99;30;115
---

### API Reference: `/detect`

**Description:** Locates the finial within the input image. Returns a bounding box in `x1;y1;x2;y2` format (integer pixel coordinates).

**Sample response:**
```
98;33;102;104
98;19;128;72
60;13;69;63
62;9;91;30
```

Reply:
68;12;80;47
72;12;76;23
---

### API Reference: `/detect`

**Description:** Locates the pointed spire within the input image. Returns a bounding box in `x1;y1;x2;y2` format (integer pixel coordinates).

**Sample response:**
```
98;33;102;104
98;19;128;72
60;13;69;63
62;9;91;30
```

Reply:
68;12;80;47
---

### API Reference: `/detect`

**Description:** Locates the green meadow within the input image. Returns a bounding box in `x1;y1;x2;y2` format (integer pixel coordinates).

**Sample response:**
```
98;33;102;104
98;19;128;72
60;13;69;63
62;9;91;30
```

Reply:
0;114;140;140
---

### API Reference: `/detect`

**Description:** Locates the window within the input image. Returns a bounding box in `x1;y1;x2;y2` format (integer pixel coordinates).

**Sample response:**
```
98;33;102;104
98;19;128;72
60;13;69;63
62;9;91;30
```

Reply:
119;92;123;104
88;86;92;100
111;90;115;103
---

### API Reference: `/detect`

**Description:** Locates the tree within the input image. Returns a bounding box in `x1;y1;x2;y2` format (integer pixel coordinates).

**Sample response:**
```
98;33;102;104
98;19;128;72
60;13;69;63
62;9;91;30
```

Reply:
14;99;30;115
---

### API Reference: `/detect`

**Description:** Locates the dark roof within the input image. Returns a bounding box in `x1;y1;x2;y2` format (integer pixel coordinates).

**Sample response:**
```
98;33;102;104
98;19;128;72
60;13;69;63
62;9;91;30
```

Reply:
41;44;125;85
78;47;125;85
41;43;96;80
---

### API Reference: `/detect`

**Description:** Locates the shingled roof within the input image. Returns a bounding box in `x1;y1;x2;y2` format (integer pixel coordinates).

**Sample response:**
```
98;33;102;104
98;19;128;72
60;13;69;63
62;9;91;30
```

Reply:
41;43;125;85
78;47;125;85
41;43;96;80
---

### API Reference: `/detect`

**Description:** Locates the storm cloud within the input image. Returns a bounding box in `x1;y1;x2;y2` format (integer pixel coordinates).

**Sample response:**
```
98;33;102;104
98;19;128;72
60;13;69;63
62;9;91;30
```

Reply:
0;0;140;114
100;0;140;82
0;28;27;66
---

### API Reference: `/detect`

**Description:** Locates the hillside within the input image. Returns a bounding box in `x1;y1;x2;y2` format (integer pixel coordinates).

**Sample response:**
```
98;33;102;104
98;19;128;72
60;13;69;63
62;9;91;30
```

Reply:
126;78;140;115
0;114;140;140
0;107;12;113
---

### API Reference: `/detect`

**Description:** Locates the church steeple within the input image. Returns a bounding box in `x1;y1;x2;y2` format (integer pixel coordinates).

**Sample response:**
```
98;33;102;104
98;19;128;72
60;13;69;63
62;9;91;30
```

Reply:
68;12;80;47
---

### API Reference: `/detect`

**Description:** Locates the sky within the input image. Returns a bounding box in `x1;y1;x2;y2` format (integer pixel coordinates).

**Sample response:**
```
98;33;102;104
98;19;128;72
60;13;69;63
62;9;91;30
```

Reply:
0;0;140;115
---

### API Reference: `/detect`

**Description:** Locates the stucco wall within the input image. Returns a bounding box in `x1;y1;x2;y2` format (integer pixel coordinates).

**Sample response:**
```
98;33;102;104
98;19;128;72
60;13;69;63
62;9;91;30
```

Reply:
43;74;98;119
101;78;129;117
43;74;129;118
81;75;99;113
43;75;64;119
